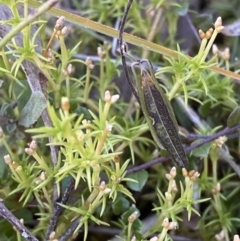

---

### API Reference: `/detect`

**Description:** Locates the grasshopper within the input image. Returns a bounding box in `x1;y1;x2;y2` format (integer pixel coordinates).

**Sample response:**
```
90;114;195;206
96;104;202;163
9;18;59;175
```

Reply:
118;0;188;168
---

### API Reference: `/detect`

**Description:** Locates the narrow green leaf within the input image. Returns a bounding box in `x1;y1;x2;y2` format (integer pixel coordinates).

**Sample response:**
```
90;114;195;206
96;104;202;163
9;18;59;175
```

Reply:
227;106;240;127
0;146;7;178
126;170;148;191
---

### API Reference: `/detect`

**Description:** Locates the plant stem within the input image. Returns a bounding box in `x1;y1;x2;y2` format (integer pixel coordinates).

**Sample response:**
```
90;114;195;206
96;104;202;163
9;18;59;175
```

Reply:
168;78;182;101
2;138;16;160
44;178;75;240
84;68;91;101
0;199;38;241
66;76;70;99
58;218;80;241
158;227;168;241
127;222;132;241
127;124;240;174
100;59;105;98
201;30;218;63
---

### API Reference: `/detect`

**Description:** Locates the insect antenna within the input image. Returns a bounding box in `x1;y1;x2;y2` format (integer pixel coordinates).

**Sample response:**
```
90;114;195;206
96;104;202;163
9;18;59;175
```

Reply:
118;0;140;102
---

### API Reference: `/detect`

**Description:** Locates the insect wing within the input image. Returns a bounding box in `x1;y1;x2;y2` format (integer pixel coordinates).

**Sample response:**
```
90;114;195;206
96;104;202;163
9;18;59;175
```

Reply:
139;62;188;168
129;61;164;149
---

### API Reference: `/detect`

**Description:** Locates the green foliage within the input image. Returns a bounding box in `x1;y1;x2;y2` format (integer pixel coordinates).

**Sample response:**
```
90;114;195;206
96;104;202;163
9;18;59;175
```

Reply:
126;170;148;191
227;106;240;127
18;91;47;127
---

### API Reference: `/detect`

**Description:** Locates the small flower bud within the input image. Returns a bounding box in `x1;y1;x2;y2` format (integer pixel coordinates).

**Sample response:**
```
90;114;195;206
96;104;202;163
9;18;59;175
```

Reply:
215;230;224;241
114;156;120;163
82;119;91;130
223;47;230;60
165;173;172;180
29;140;37;151
168;221;177;230
205;28;214;39
46;48;55;61
97;47;106;59
162;217;169;228
106;122;113;132
233;235;240;241
131;236;136;241
35;179;41;185
212;44;219;55
128;211;138;223
76;130;85;141
216;136;227;148
40;172;46;182
104;90;111;102
182;168;188;177
190;172;200;181
61;26;68;36
216;182;221;192
62;69;68;76
103;188;111;194
188;170;195;177
61;97;70;111
56;30;61;37
214;17;222;29
216;26;224;33
198;29;206;39
170;167;176;178
25;148;34;155
12;161;19;169
165;192;172;201
110;94;120;104
67;64;73;75
85;57;94;69
49;231;56;240
99;181;106;191
85;57;92;65
212;182;221;194
4;155;12;165
55;16;65;30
